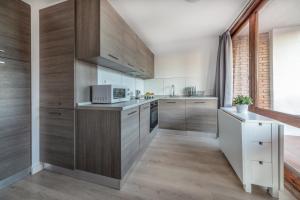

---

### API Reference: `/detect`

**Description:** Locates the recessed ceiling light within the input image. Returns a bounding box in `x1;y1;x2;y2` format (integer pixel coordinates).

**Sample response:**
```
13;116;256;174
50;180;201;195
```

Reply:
185;0;201;3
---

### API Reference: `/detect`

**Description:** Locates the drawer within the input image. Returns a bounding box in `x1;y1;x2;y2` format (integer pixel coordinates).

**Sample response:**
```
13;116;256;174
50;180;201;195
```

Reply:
251;161;272;187
249;141;272;162
186;99;217;109
247;123;272;142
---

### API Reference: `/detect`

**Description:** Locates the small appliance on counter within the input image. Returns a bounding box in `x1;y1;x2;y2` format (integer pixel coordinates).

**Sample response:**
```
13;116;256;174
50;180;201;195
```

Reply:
135;90;141;99
91;84;130;104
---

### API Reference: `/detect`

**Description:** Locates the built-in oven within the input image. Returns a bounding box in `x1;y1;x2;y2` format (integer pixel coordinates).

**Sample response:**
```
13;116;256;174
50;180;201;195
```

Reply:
150;100;158;132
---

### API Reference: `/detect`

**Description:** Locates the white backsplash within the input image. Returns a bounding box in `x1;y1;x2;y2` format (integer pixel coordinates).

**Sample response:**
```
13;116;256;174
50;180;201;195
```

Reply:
145;77;214;96
97;66;145;96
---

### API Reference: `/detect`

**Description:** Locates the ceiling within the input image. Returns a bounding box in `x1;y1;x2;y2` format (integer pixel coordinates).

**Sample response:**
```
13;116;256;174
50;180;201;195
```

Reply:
109;0;250;54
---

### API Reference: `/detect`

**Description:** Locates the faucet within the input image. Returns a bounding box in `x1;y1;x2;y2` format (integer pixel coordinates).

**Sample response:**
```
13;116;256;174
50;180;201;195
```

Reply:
170;85;175;97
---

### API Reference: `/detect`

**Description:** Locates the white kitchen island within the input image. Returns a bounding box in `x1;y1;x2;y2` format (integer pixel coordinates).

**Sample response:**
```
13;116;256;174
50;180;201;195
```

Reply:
218;107;284;198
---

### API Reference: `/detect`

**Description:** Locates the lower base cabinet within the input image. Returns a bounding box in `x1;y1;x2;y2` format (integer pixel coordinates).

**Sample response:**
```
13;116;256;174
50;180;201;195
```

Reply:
121;107;140;177
76;104;155;180
40;108;75;169
158;99;186;130
158;98;218;133
139;103;151;150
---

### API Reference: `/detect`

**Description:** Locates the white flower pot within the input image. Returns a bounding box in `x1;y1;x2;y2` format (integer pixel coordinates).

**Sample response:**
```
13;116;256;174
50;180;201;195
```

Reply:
236;105;249;113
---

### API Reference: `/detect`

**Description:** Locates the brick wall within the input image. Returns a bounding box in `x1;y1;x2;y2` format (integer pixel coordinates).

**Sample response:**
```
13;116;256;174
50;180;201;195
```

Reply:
232;33;271;109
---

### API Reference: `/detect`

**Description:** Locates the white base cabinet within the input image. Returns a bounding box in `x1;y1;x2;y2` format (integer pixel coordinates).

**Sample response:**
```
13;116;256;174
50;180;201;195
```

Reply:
218;108;284;198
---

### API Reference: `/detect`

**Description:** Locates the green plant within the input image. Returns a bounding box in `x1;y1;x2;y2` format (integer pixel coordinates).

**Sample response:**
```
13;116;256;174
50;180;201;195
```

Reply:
233;95;253;105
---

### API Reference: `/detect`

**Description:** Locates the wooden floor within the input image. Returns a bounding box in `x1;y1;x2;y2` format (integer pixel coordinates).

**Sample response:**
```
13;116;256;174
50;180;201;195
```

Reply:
0;129;296;200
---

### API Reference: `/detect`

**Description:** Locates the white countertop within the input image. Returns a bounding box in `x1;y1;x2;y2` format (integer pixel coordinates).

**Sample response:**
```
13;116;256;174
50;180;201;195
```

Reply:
221;107;276;123
77;96;218;111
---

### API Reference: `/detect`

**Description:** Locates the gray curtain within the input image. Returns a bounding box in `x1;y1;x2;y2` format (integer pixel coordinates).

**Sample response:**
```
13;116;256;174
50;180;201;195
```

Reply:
214;31;233;108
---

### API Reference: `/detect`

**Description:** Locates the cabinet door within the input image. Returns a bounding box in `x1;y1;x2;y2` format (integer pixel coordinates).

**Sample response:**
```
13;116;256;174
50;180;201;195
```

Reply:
140;103;150;150
136;37;148;75
121;107;140;177
0;58;31;180
0;0;30;61
40;0;75;109
40;108;75;169
122;23;138;70
158;99;186;130
186;99;217;133
100;0;124;66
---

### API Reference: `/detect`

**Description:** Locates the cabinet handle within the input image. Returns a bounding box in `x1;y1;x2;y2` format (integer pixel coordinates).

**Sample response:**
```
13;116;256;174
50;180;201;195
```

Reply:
108;54;119;60
259;122;262;126
143;106;150;110
0;49;5;53
194;102;206;104
259;141;263;145
0;60;5;64
259;161;263;165
127;63;134;67
166;102;176;104
128;111;137;116
48;112;62;116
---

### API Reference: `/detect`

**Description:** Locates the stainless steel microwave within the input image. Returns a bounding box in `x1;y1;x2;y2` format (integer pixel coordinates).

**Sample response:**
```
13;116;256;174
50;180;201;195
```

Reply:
91;85;130;104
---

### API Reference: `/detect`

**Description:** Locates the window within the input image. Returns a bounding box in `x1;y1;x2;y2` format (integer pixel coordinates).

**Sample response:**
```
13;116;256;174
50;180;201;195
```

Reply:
258;0;300;115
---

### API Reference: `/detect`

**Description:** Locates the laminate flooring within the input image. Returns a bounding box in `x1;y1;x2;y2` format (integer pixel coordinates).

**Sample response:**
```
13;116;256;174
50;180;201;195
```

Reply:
0;129;297;200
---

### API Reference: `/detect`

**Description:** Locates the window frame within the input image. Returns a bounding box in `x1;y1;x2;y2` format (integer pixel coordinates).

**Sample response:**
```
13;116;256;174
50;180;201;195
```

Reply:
230;0;300;129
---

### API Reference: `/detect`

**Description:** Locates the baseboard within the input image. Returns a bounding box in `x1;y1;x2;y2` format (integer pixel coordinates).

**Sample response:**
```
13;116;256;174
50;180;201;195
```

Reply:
44;164;121;190
0;168;31;190
31;162;44;175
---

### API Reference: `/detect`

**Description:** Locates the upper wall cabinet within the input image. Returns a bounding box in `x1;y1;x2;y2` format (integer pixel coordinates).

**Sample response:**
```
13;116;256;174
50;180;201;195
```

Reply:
76;0;154;79
0;0;31;61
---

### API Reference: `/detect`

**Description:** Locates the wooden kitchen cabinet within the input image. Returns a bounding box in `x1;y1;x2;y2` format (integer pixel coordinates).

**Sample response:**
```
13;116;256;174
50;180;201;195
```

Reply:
0;58;31;180
139;103;151;150
76;107;141;179
76;0;154;79
39;0;75;109
0;0;30;62
40;108;75;169
158;98;218;133
39;0;97;169
158;99;186;130
121;107;140;177
186;99;218;133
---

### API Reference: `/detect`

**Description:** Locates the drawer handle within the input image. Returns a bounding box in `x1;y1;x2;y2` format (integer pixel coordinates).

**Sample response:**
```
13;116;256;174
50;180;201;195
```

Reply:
166;102;176;104
128;111;137;116
0;49;5;53
194;102;206;104
128;63;134;67
0;60;5;64
143;106;150;110
48;112;62;116
259;161;263;165
108;54;119;60
259;123;263;126
259;141;263;145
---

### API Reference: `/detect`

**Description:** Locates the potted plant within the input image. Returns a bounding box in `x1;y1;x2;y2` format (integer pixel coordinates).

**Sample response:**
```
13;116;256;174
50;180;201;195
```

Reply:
233;95;253;113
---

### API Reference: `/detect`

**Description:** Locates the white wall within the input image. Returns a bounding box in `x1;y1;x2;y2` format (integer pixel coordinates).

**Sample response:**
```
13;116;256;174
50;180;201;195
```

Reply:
145;37;218;96
22;0;67;174
272;26;300;115
97;66;145;96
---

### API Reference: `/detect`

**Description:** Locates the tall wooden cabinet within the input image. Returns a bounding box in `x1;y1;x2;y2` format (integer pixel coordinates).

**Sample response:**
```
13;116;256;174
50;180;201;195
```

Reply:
76;0;154;79
0;0;31;182
40;0;97;169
